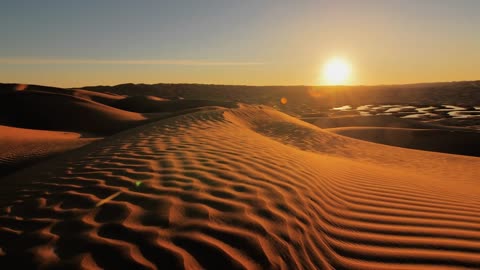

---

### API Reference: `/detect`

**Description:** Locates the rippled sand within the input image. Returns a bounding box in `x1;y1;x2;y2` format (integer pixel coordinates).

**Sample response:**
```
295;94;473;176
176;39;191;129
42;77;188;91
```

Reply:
1;105;479;269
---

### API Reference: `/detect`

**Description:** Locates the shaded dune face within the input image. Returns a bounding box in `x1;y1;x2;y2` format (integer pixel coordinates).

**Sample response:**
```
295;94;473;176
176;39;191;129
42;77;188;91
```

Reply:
110;96;237;113
327;127;480;157
307;115;451;129
0;106;479;269
306;115;480;157
0;83;125;104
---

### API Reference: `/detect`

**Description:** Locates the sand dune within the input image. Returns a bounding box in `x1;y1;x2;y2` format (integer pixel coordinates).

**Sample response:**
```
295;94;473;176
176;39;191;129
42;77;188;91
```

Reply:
111;96;237;113
82;80;480;108
306;114;480;156
0;83;125;104
70;89;125;105
107;95;171;113
0;84;242;175
0;105;479;269
0;125;94;177
305;115;454;129
327;127;480;157
0;89;146;135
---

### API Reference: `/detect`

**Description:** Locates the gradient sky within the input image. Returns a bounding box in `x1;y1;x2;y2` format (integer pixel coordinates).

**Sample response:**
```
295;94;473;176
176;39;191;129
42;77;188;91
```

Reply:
1;0;479;87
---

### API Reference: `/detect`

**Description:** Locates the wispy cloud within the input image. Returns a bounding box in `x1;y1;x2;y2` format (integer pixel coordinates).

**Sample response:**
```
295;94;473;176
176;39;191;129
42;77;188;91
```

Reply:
0;58;263;66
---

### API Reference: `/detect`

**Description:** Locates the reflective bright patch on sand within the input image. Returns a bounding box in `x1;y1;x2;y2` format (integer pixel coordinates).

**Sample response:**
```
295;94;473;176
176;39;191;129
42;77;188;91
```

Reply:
402;113;438;119
385;106;416;113
324;104;480;120
356;105;373;111
417;106;437;112
448;111;480;118
332;105;352;111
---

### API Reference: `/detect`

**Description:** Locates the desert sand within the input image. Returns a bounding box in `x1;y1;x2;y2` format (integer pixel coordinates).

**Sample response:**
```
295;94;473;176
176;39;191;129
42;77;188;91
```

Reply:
301;115;480;156
0;83;479;269
326;126;480;157
0;125;94;177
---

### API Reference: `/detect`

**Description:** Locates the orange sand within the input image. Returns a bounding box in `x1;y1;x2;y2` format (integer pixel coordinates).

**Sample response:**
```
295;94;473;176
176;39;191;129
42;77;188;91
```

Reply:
327;127;480;156
0;104;479;269
0;125;94;176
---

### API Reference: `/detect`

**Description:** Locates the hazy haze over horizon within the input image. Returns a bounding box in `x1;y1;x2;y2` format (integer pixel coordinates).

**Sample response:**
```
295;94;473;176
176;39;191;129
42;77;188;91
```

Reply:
1;0;479;87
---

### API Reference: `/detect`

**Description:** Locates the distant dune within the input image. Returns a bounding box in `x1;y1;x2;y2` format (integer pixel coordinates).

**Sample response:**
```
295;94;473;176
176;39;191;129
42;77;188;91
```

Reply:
327;126;480;156
300;115;480;156
304;115;446;129
0;86;146;135
111;96;237;113
0;125;94;176
0;104;479;269
82;80;480;110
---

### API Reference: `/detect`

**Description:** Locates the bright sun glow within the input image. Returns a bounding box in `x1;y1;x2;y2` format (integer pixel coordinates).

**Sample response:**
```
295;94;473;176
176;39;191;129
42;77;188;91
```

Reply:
323;58;351;85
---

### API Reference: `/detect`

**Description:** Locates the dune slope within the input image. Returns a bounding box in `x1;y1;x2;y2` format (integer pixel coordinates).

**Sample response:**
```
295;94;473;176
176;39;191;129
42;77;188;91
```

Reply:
0;125;94;177
0;83;125;105
0;105;479;269
306;115;454;129
0;90;146;135
327;127;480;157
111;96;237;113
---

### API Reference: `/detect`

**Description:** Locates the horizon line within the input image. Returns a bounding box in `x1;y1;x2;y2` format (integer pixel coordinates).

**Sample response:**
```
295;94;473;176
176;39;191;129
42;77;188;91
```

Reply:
2;79;479;90
76;79;480;88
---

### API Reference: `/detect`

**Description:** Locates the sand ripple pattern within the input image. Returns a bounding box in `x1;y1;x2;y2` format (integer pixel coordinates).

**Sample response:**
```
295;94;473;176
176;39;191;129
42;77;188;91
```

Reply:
0;106;479;269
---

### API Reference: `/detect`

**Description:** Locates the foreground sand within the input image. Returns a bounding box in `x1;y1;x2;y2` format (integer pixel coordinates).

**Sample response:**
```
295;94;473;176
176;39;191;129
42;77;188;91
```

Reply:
0;105;479;269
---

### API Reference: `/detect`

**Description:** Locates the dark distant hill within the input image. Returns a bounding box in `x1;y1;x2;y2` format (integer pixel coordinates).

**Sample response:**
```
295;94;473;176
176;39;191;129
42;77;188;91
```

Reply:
81;81;480;113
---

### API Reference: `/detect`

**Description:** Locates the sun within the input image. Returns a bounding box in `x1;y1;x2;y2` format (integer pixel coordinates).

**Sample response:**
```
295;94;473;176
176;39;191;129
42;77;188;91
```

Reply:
323;58;352;85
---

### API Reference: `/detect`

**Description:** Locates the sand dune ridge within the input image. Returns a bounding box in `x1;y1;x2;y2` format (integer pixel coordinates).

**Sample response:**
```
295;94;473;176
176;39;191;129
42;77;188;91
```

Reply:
0;105;479;269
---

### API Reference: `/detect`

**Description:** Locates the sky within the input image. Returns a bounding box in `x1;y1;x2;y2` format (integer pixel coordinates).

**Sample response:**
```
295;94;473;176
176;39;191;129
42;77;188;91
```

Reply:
1;0;479;87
